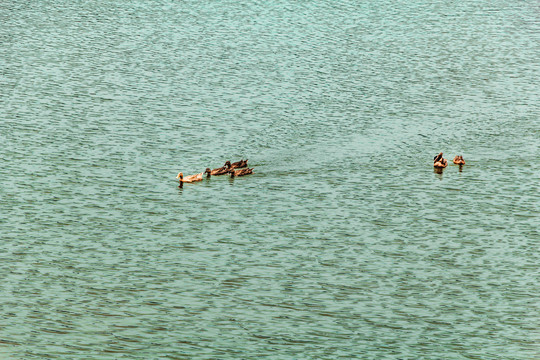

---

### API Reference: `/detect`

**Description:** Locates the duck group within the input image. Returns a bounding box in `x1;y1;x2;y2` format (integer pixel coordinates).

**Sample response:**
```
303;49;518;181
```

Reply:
177;159;253;187
433;152;466;169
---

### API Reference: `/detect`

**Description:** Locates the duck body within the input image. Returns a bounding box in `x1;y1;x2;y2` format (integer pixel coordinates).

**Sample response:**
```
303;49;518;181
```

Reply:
433;152;448;168
205;166;229;177
229;168;253;177
453;155;466;165
176;172;203;183
226;159;248;169
434;159;448;168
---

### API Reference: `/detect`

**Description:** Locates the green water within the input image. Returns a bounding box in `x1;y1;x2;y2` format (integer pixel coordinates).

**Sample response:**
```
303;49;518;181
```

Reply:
1;0;539;358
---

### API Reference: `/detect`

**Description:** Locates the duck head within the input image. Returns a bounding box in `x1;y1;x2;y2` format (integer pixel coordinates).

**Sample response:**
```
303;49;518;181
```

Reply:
176;172;184;187
204;168;211;177
224;161;232;169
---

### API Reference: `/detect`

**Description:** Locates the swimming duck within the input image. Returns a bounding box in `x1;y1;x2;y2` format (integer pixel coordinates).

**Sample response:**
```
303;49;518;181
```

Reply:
176;172;203;186
225;159;248;169
229;168;253;177
433;152;448;168
434;158;448;168
204;166;229;178
453;155;465;165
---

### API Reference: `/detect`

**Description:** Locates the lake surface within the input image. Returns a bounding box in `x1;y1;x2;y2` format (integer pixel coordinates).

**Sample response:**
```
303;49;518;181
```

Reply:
1;0;539;358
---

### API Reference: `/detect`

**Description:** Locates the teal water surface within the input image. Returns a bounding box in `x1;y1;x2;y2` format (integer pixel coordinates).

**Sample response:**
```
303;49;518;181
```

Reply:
1;0;539;358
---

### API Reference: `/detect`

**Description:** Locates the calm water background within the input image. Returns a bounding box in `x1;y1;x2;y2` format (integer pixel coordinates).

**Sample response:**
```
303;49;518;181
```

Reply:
1;0;539;358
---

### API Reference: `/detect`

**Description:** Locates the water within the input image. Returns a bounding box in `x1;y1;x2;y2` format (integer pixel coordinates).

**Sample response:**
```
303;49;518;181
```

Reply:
1;0;539;358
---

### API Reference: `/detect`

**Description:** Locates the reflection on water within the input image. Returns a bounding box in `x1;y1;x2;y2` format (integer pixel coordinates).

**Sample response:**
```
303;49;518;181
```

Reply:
1;0;539;358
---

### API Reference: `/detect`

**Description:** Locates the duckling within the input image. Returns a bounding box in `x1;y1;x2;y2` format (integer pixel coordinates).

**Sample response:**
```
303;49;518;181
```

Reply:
453;155;465;165
226;159;248;169
433;152;447;168
204;166;229;178
176;172;203;187
229;168;253;178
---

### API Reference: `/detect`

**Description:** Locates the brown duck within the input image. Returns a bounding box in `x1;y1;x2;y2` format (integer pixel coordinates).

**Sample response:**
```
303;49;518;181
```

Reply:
204;165;230;178
176;172;203;183
229;168;253;177
433;152;448;168
225;159;248;169
453;155;465;165
176;172;203;187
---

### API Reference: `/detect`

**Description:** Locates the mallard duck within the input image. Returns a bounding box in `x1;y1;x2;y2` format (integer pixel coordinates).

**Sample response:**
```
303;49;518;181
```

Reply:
176;172;203;185
204;166;229;178
229;168;253;177
433;152;447;168
225;159;248;169
453;155;465;165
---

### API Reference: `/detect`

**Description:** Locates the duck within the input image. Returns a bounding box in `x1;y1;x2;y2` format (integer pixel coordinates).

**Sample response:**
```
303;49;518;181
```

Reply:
433;152;448;168
434;158;448;168
225;159;248;169
453;155;465;165
229;168;253;177
176;172;203;187
204;166;229;178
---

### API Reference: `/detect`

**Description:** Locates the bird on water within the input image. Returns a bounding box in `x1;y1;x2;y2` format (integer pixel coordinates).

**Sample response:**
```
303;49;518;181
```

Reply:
176;172;203;187
433;152;448;168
